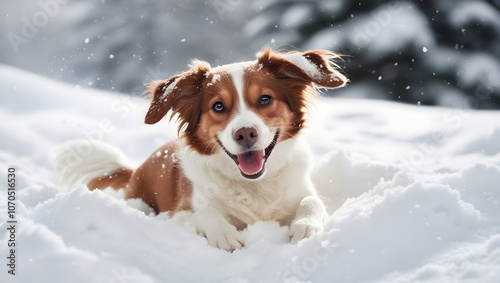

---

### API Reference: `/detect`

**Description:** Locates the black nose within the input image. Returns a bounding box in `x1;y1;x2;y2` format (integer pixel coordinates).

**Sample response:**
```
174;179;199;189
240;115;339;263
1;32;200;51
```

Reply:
233;127;258;148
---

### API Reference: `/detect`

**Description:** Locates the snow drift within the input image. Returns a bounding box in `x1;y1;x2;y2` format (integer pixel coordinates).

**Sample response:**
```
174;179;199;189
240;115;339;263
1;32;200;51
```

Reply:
1;64;500;282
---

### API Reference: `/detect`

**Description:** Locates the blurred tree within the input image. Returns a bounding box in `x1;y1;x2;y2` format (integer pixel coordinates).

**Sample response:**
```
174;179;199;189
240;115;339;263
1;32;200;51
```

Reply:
60;0;253;94
243;0;500;109
2;0;499;108
0;0;253;95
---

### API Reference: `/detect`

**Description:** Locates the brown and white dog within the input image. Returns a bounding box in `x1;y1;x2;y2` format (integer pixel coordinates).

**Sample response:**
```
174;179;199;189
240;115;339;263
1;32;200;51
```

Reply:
54;48;348;251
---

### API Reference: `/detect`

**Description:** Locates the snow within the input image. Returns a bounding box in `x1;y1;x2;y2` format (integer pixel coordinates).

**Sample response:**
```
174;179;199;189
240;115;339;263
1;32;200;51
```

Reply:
304;2;434;60
283;53;321;79
449;1;500;30
161;76;183;100
280;4;314;30
424;48;500;102
1;64;500;282
0;0;255;93
457;53;500;93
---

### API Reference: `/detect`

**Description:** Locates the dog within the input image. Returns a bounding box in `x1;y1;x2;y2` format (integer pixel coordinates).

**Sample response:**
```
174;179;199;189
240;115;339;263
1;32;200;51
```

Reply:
54;48;348;251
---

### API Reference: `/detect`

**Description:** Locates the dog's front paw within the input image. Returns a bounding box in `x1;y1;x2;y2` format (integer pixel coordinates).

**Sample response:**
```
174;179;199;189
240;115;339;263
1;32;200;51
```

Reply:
206;226;245;252
289;218;323;244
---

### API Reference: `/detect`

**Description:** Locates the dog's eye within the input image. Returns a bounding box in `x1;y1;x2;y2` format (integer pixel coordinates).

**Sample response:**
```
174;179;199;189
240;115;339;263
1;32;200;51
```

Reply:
259;95;272;106
212;101;225;112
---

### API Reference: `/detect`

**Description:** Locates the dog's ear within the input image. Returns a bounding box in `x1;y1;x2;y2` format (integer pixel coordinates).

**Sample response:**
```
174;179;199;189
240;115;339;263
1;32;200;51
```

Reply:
144;77;181;125
257;48;348;89
145;61;211;131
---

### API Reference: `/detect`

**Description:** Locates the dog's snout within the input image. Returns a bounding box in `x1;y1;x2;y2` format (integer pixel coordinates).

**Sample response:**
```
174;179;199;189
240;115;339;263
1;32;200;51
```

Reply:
233;127;258;148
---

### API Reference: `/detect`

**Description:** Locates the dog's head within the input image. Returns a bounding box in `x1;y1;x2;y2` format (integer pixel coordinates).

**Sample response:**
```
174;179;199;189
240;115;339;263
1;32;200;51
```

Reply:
145;48;348;179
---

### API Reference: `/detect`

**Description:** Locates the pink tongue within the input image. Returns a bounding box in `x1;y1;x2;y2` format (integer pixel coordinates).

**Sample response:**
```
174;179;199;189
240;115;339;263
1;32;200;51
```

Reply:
237;150;265;175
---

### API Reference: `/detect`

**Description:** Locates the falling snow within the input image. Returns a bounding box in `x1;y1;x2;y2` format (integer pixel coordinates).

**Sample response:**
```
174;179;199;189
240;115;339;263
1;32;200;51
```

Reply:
2;63;500;283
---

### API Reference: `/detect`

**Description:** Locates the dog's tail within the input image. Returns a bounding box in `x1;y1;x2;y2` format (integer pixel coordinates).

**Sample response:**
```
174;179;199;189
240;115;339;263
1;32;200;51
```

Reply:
52;140;133;192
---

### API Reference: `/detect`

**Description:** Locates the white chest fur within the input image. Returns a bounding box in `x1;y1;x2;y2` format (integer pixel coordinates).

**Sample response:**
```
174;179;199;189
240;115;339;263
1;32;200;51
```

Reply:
180;138;314;229
210;171;293;228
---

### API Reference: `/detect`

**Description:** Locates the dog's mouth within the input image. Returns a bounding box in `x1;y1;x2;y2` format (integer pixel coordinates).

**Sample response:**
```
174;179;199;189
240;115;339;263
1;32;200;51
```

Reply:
218;130;279;179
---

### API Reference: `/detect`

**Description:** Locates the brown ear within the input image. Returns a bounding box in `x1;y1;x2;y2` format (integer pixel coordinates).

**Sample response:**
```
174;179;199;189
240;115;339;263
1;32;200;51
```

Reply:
257;48;348;89
144;77;180;125
145;61;211;131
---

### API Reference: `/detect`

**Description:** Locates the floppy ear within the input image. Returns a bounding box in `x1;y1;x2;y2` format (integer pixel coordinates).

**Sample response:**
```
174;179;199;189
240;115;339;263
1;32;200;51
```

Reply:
257;48;348;89
145;61;211;131
144;76;182;125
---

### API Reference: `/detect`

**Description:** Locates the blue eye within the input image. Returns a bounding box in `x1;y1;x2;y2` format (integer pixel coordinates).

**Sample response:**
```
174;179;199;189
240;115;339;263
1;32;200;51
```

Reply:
259;95;272;106
212;101;225;112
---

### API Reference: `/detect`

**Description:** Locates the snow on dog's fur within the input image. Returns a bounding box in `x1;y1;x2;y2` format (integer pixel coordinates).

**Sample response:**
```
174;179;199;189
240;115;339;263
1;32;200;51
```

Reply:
54;48;348;251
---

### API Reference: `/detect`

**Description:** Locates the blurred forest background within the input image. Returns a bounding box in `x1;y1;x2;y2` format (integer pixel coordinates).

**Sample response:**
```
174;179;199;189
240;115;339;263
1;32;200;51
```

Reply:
1;0;500;108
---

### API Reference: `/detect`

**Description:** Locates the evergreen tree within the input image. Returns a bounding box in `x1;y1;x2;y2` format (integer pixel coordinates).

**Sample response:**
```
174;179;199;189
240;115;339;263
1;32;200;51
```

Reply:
243;0;500;108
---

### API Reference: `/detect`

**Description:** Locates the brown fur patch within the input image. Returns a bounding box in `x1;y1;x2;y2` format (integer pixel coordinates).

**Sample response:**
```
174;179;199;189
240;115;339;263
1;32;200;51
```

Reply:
88;168;133;191
124;141;193;214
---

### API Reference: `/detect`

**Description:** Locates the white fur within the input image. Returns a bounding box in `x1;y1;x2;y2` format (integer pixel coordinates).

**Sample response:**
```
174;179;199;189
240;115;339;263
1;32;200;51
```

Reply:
218;64;276;155
52;140;130;191
228;63;245;110
179;135;326;250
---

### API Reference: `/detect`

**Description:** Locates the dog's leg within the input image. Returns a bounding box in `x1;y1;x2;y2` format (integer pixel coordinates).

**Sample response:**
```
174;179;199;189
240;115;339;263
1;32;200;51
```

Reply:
190;207;244;252
289;195;327;243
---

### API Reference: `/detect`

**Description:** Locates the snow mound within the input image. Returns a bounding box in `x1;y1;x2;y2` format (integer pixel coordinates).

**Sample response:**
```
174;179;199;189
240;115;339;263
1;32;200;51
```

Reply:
1;64;500;282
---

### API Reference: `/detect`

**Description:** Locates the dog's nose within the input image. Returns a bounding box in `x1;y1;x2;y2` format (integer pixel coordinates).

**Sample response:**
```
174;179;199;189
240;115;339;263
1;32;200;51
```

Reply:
233;127;258;148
